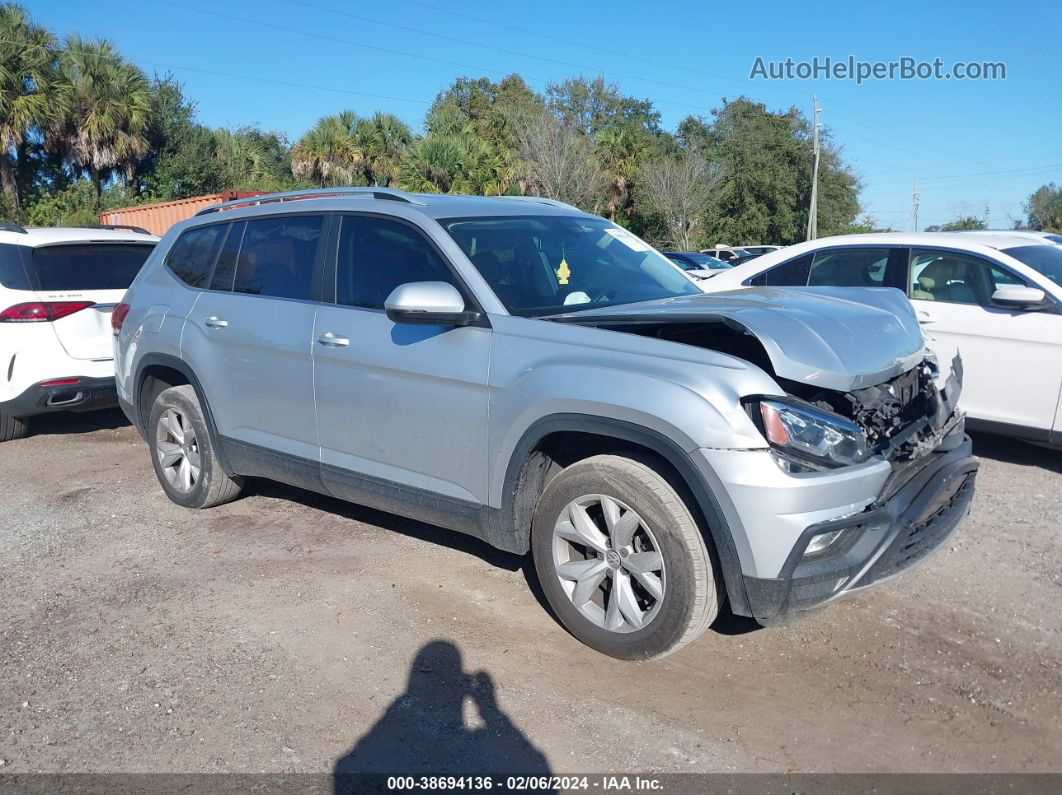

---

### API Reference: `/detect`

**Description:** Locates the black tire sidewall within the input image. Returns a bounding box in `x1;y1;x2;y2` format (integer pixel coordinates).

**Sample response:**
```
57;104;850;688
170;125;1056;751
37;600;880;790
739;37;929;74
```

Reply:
532;459;709;660
147;387;218;509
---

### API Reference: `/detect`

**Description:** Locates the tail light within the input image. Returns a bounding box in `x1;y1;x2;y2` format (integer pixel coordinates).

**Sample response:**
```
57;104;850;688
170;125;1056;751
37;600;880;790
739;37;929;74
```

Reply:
0;301;96;322
111;302;131;335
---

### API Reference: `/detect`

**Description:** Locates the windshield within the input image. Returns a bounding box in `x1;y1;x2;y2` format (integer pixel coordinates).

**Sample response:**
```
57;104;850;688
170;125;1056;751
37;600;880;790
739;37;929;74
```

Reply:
667;252;728;269
1000;245;1062;286
441;215;701;316
32;243;155;291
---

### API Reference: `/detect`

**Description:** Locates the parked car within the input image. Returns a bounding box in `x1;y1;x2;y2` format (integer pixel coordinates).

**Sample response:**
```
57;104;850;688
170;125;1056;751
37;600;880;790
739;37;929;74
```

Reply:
0;223;159;441
114;189;976;660
701;232;1062;447
662;251;731;279
741;245;783;257
701;245;752;262
958;229;1062;246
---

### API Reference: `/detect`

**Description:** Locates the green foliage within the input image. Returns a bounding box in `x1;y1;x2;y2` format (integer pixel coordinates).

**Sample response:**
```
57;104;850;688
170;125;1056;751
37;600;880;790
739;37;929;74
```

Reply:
1025;183;1062;233
925;215;987;232
21;177;134;226
137;75;220;200
0;2;58;215
680;98;860;246
50;35;151;196
547;76;660;135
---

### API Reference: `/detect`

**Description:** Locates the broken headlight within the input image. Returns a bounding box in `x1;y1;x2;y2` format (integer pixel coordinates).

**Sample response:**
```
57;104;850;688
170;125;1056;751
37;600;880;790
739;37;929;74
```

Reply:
759;400;870;470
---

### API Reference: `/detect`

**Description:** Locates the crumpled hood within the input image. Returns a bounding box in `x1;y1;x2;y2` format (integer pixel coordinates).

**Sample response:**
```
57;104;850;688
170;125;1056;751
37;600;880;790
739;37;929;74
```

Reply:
551;286;926;391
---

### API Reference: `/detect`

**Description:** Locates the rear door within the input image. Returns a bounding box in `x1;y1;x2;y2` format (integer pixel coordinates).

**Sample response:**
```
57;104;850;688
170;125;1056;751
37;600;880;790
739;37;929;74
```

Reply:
31;242;155;360
181;214;325;462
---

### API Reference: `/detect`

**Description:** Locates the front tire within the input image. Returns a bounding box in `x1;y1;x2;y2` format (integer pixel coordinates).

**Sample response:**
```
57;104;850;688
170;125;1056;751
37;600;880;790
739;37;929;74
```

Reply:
531;454;720;660
0;411;29;442
147;385;243;508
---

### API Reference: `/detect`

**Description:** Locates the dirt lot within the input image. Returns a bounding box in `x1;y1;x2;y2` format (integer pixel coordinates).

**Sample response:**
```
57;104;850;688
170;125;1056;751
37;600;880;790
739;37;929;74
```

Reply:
1;409;1059;775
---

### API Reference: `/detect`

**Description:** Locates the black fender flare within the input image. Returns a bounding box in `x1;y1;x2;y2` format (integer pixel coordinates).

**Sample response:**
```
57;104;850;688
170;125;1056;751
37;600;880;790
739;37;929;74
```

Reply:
499;413;752;616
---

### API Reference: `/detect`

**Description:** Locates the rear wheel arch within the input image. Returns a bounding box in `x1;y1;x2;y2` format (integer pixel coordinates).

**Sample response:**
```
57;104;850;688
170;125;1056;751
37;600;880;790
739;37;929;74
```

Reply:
133;354;234;475
500;414;751;615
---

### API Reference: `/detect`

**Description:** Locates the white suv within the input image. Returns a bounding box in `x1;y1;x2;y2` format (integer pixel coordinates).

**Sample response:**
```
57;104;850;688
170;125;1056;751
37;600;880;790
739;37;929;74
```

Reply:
0;223;158;441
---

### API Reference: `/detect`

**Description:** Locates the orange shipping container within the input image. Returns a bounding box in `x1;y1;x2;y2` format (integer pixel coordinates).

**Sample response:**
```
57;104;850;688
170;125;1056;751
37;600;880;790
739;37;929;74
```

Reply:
98;191;268;236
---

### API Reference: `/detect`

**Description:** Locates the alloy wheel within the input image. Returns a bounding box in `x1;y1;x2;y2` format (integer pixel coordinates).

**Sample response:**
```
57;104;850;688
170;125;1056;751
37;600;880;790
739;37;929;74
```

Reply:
155;408;201;493
551;494;666;633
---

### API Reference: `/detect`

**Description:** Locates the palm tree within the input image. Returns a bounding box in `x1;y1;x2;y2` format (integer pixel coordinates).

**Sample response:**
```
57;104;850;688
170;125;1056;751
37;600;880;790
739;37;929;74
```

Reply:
355;112;412;187
213;128;270;188
0;2;57;215
291;111;362;187
50;36;150;200
397;135;465;193
596;125;647;222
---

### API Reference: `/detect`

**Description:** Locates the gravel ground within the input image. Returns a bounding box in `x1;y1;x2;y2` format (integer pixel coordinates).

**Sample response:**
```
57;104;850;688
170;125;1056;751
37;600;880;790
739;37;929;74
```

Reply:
0;409;1059;774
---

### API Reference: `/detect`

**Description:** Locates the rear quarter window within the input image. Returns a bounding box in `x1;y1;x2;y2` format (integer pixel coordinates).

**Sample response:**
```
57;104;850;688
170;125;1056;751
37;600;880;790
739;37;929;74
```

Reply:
32;244;156;291
165;225;228;288
0;243;32;290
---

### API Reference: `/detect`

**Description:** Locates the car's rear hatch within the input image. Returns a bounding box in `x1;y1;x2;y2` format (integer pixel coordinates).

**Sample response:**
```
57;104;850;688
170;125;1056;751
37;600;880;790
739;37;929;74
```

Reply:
30;242;155;361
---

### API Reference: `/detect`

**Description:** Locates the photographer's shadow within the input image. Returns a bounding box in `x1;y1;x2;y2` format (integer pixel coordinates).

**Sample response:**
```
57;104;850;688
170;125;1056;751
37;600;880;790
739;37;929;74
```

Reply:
334;640;551;790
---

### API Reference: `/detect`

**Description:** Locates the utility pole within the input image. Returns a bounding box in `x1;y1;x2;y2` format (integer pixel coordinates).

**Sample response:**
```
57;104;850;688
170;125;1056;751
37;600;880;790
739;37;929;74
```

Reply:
910;177;920;232
806;95;820;241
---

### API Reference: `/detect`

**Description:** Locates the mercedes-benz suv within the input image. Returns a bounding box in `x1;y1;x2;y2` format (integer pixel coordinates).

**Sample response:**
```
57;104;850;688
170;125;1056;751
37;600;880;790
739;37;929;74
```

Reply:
113;188;977;660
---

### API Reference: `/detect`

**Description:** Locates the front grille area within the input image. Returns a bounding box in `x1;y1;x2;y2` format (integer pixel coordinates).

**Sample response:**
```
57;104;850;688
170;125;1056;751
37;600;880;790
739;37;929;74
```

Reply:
864;471;976;582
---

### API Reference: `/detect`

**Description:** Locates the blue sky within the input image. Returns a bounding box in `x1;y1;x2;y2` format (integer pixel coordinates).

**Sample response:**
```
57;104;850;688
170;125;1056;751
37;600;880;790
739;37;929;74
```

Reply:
28;0;1062;231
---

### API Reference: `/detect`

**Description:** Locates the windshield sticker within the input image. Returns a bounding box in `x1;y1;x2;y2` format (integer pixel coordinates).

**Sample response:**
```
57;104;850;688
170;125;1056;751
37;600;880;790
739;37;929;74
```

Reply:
603;226;652;252
556;257;571;285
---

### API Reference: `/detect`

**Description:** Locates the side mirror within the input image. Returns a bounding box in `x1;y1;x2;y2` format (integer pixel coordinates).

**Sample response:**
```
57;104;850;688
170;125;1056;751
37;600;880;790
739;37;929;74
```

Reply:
991;285;1048;310
384;281;480;326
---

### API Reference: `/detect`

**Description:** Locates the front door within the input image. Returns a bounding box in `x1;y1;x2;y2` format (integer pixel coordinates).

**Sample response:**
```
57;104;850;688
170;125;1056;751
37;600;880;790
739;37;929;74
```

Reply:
907;247;1062;435
312;214;491;511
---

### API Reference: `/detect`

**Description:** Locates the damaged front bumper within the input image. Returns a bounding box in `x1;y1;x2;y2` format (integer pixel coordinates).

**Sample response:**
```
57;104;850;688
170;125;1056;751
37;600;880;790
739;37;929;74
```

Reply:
739;431;977;623
695;352;976;624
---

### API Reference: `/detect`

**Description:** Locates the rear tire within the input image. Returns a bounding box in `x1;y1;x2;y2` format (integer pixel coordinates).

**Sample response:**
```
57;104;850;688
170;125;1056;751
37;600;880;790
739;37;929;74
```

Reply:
531;454;720;660
0;411;29;442
147;385;243;508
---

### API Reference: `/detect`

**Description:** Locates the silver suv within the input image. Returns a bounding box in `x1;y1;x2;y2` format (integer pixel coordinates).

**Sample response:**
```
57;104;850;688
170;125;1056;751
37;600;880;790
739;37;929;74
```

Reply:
114;188;977;660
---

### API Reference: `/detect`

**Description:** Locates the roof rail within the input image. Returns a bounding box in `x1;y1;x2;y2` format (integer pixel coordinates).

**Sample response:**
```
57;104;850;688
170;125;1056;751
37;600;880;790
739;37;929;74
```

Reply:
194;187;423;216
0;221;28;234
493;195;582;212
81;223;152;235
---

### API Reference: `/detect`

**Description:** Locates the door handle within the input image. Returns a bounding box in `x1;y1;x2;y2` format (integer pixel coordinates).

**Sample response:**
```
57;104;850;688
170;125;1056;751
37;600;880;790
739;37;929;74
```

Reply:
916;310;935;325
204;316;228;328
317;331;349;347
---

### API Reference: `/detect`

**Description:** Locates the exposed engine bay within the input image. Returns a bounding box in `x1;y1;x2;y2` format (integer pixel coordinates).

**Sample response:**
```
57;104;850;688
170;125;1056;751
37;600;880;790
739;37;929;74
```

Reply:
780;353;964;462
571;318;964;463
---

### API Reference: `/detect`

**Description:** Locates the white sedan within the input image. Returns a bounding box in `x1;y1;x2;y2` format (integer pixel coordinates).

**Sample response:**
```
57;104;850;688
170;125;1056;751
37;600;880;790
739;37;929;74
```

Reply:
700;232;1062;447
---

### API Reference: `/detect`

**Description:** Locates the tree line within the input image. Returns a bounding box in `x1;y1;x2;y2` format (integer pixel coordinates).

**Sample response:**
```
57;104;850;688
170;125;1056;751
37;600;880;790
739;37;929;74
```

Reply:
3;3;1057;243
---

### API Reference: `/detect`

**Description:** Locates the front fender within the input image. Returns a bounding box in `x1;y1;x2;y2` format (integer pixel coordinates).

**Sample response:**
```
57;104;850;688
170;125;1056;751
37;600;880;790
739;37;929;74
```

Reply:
488;362;769;511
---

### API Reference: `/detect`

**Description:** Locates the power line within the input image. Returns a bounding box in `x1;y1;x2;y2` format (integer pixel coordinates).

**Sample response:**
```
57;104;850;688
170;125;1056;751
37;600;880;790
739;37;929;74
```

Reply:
387;0;995;172
277;0;742;101
393;0;805;97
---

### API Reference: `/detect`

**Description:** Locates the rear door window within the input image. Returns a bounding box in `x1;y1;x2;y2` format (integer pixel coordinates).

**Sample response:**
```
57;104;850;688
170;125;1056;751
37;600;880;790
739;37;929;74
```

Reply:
165;224;228;288
232;215;325;300
807;248;893;287
32;244;156;291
